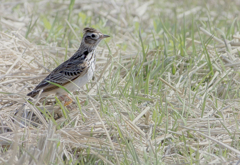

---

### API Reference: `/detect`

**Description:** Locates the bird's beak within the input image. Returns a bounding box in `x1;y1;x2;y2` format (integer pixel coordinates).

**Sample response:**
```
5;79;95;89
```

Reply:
102;34;110;38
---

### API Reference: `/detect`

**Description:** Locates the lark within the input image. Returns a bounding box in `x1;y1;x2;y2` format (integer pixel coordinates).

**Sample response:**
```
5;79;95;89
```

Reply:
27;27;110;106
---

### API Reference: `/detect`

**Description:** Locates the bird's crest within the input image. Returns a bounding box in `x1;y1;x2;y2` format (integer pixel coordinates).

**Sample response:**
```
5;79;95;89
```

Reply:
83;27;98;33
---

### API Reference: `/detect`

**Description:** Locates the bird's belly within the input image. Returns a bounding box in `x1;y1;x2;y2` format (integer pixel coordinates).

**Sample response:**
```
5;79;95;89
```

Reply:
58;64;95;94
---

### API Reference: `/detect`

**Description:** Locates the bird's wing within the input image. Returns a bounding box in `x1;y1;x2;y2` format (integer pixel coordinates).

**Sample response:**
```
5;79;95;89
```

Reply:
27;51;91;97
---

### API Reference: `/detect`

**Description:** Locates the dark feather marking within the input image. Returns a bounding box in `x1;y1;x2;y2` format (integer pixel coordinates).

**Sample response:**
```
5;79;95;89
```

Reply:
84;51;88;55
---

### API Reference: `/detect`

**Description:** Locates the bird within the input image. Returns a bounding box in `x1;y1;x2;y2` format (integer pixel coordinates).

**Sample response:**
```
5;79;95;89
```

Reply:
27;27;110;106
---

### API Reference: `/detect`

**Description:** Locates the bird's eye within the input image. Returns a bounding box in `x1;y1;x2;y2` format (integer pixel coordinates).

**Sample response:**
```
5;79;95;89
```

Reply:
90;33;99;39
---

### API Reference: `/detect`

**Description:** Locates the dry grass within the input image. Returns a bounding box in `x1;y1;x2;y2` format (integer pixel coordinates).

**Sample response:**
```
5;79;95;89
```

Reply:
1;0;240;164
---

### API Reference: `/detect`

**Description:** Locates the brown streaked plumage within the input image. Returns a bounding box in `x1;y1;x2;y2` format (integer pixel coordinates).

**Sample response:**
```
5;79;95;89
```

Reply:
27;27;110;105
83;27;99;33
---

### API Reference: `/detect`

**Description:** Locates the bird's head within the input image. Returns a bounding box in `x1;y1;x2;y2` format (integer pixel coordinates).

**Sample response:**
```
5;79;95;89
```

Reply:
81;27;110;49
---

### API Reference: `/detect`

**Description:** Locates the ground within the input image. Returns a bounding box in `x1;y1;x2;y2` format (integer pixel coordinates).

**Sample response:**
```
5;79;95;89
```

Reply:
1;0;240;164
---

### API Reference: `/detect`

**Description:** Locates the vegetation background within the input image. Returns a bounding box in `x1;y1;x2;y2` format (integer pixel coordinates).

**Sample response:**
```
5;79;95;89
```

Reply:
1;0;240;164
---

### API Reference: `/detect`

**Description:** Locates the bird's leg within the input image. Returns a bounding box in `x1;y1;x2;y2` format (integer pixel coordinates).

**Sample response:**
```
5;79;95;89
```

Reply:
64;95;73;106
58;95;73;106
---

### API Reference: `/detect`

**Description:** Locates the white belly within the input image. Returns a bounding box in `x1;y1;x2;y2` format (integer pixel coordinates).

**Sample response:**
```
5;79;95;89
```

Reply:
55;62;95;95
